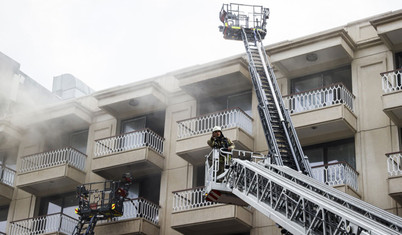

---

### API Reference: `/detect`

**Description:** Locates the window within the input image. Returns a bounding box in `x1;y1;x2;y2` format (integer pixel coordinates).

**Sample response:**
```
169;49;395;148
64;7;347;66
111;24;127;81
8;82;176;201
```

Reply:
304;138;356;168
197;91;252;116
70;130;88;154
0;206;8;233
395;52;402;69
120;110;165;137
127;174;161;204
291;66;352;93
193;165;205;187
290;66;352;112
38;192;78;219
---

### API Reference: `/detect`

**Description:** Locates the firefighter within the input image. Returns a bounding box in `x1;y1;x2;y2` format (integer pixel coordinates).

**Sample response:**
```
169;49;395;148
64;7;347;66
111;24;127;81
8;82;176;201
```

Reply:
207;126;235;178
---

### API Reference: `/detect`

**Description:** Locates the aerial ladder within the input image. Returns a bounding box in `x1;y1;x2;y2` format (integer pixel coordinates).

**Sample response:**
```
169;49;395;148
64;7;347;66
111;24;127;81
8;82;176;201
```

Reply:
205;3;402;234
72;174;132;235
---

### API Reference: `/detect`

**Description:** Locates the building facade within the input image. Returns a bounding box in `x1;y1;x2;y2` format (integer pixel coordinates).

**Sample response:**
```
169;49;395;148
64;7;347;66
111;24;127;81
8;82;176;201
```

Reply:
1;9;402;235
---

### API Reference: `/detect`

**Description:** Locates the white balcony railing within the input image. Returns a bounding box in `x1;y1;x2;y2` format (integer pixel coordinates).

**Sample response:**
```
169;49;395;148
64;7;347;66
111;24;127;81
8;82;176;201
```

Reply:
94;128;164;157
0;165;15;186
311;162;359;192
177;108;253;139
386;151;402;177
19;147;87;173
172;186;218;212
283;83;354;114
103;198;160;225
9;213;78;235
381;69;402;93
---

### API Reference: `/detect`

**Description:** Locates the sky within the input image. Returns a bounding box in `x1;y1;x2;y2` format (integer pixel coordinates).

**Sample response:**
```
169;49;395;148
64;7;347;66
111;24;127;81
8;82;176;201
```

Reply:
1;0;402;91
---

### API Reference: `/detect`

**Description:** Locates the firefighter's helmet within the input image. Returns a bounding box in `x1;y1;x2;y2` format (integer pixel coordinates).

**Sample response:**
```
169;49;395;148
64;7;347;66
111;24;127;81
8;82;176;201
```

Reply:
213;126;222;132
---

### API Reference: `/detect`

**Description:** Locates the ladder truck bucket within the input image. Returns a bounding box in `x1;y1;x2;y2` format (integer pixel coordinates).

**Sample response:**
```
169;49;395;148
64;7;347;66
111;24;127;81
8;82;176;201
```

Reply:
73;173;133;235
219;3;269;41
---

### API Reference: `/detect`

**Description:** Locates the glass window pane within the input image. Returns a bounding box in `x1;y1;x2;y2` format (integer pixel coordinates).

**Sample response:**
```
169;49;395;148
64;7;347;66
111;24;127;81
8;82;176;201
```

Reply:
70;130;88;154
47;201;62;214
194;165;205;187
304;147;324;167
62;193;78;219
121;117;146;133
327;140;355;168
227;92;252;116
292;75;322;93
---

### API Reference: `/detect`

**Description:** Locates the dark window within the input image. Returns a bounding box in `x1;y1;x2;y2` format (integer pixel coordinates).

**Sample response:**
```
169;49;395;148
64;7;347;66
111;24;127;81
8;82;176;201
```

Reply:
70;130;88;154
121;110;165;137
38;192;78;219
395;52;402;69
291;66;352;93
197;91;252;116
304;138;355;169
128;174;161;204
193;165;205;187
0;206;8;233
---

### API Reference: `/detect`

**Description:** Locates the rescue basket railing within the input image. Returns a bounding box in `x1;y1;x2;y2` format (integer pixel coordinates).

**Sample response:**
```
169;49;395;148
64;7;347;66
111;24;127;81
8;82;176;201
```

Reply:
0;165;15;186
19;147;86;173
283;83;354;114
102;197;160;224
386;151;402;177
177;107;253;139
381;68;402;93
9;213;78;235
205;148;266;185
94;128;164;157
311;161;359;192
172;186;218;212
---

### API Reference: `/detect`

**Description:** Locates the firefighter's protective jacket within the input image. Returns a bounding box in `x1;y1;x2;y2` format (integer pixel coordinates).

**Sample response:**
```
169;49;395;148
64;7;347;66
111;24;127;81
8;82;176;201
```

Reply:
207;135;235;150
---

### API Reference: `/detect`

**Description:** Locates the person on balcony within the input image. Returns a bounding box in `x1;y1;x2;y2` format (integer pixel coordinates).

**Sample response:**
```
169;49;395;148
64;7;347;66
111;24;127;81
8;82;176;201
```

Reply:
207;126;235;179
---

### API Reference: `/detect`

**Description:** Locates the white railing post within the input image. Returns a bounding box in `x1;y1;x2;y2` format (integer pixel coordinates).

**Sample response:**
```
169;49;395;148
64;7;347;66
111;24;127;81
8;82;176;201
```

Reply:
0;166;16;186
386;152;402;177
381;69;402;93
19;148;87;173
9;213;78;235
94;129;164;157
283;83;355;114
172;186;217;212
177;108;253;139
311;162;358;192
100;198;159;225
18;148;86;173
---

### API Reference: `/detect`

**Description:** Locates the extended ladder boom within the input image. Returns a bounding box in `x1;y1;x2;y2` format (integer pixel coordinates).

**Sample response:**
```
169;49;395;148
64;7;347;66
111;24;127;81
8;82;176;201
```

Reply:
243;28;311;175
207;3;402;234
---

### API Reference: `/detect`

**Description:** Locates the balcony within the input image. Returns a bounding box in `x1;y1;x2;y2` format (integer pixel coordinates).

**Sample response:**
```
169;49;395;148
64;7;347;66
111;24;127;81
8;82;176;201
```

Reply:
16;147;87;196
386;151;402;204
371;11;402;50
381;69;402;126
92;128;164;179
13;101;92;133
95;198;160;235
94;81;167;119
311;162;360;198
268;29;355;78
0;166;15;206
283;83;357;146
175;57;252;99
176;108;254;165
9;213;78;235
171;187;252;235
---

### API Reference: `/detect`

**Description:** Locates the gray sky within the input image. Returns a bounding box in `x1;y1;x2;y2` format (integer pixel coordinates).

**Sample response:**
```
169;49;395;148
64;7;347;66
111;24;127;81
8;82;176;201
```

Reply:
1;0;402;91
